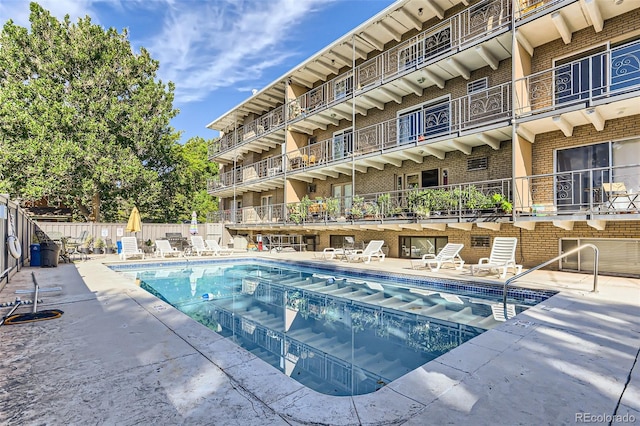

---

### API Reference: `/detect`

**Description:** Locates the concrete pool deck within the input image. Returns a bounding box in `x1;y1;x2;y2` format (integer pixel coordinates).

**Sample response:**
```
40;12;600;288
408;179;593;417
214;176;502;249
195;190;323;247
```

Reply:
0;252;638;425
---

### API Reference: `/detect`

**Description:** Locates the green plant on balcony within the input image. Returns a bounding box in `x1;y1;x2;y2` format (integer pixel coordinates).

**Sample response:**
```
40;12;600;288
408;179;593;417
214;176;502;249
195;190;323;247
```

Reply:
408;189;432;218
323;196;340;219
288;203;302;224
377;193;391;216
492;193;513;214
363;201;379;218
350;195;365;219
465;186;496;211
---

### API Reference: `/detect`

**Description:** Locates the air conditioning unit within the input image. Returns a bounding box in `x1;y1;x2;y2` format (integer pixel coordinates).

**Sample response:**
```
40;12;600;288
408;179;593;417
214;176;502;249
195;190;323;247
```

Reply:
308;184;317;193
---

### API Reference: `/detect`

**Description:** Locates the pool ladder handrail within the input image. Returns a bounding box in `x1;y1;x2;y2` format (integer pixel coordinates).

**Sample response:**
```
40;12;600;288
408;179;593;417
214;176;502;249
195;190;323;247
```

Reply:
502;244;599;320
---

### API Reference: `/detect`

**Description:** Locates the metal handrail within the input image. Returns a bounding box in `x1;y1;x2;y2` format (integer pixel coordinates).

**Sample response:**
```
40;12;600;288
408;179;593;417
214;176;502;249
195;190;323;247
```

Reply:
502;244;599;320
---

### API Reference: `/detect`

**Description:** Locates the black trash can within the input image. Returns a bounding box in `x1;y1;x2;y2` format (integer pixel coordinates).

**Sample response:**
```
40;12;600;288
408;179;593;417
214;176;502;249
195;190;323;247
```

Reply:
40;241;60;267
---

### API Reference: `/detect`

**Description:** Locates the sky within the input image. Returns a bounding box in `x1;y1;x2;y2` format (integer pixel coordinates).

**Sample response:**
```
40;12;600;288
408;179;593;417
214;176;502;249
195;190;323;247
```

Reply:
0;0;396;143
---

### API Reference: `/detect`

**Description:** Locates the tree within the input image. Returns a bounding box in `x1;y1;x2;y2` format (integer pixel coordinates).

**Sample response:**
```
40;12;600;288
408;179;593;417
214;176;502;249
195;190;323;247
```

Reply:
164;136;219;223
0;3;180;222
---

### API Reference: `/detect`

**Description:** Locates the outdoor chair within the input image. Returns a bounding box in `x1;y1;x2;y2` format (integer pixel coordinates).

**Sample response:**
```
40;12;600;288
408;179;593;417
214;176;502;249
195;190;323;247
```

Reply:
602;182;639;211
345;240;386;264
470;237;522;279
155;239;182;258
205;239;236;256
190;236;216;256
411;243;465;272
119;236;145;260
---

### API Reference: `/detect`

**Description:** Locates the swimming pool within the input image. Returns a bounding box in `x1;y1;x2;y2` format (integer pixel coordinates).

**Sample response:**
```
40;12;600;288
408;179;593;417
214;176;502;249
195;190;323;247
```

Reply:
111;259;554;396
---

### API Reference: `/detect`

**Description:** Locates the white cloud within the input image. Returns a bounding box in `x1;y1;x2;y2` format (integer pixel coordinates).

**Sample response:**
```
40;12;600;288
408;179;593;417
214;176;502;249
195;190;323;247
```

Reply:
0;0;331;105
145;0;328;103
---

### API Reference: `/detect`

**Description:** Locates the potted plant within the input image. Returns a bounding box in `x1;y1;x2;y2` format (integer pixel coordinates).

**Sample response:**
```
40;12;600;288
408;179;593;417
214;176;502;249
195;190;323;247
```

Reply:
324;196;340;219
94;238;105;254
350;195;365;219
377;193;390;217
492;193;513;214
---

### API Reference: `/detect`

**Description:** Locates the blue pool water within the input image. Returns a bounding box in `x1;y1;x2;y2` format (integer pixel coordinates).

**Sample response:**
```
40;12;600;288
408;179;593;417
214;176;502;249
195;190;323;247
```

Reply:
111;259;553;396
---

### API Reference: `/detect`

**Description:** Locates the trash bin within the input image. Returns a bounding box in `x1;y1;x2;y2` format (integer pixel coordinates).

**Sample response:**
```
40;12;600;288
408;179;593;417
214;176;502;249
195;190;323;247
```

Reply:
30;243;41;267
40;241;60;267
116;241;122;254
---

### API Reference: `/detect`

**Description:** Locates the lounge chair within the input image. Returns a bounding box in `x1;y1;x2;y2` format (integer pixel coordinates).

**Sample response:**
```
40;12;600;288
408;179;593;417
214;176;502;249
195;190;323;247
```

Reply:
205;239;236;256
318;236;356;260
411;243;465;272
155;239;182;258
119;237;145;260
470;237;522;279
346;240;385;264
190;236;216;256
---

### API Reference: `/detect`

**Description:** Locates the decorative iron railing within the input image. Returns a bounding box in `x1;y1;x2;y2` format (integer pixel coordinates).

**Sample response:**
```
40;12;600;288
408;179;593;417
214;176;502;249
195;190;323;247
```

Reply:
209;0;511;161
287;82;511;171
209;178;512;225
207;155;285;193
514;39;640;116
515;0;565;20
514;163;640;216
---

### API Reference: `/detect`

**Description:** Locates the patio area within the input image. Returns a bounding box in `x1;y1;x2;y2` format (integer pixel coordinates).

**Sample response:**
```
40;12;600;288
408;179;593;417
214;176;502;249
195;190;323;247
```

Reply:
0;252;638;425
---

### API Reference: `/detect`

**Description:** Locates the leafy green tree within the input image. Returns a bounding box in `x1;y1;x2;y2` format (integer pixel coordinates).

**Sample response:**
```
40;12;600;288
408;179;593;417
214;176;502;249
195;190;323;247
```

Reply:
0;2;180;222
169;137;219;223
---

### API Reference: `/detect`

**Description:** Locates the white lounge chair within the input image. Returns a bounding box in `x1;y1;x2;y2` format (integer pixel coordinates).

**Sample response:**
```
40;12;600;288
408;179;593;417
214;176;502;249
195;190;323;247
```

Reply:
155;239;182;258
317;236;356;260
346;240;385;264
205;239;235;256
470;237;522;279
119;237;145;260
190;236;216;256
411;243;465;272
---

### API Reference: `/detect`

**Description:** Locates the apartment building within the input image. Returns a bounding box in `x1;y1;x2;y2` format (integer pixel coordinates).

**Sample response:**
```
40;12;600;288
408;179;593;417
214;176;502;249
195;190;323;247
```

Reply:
206;0;640;277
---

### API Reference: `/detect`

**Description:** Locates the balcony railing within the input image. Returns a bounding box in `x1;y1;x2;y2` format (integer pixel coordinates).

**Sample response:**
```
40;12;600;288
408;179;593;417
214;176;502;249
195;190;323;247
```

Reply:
515;0;565;20
208;0;510;161
208;105;286;158
287;83;511;171
514;164;640;216
288;0;510;123
514;39;640;116
209;179;512;225
207;156;285;193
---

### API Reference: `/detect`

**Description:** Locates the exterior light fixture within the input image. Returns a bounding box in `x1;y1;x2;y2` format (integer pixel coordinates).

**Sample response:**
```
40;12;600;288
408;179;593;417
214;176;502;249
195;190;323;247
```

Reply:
418;8;423;16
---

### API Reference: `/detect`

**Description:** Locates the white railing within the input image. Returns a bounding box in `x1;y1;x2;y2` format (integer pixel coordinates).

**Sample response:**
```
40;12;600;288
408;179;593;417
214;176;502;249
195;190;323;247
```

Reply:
514;164;640;216
207;155;285;193
287;83;511;170
209;0;511;160
514;39;640;116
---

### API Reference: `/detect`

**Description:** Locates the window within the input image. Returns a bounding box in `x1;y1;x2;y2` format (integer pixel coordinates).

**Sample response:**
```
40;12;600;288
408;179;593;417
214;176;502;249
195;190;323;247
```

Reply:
611;38;640;93
421;169;439;187
332;183;353;215
555;139;640;210
554;46;606;106
332;128;353;160
398;99;450;145
334;74;353;100
399;236;448;259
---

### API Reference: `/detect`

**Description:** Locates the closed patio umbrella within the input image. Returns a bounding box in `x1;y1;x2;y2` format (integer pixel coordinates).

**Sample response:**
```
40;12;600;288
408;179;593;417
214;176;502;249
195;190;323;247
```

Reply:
190;211;198;235
126;206;142;235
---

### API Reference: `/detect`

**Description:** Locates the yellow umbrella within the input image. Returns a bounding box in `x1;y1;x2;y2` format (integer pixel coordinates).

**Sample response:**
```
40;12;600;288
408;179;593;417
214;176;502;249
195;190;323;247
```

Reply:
126;206;142;234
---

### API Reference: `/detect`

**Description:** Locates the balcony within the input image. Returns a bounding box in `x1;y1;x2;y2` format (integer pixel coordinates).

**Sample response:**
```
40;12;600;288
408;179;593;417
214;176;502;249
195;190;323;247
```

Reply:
286;0;512;131
514;164;640;221
514;39;640;138
286;83;512;177
209;164;640;230
208;106;286;162
207;156;285;197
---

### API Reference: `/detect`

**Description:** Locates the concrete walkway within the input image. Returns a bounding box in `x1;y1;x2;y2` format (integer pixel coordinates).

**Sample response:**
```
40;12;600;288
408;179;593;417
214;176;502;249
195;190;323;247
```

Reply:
0;253;638;425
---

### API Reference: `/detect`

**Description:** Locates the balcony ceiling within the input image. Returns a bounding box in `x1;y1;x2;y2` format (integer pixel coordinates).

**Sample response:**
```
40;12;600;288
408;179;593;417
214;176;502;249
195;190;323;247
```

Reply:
210;178;286;199
287;126;512;183
288;31;513;134
207;0;469;131
517;96;640;142
516;0;638;52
